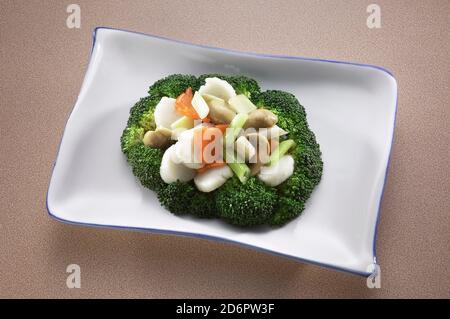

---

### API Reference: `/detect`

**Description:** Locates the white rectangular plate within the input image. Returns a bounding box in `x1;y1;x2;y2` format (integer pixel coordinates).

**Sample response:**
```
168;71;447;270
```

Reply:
47;27;397;276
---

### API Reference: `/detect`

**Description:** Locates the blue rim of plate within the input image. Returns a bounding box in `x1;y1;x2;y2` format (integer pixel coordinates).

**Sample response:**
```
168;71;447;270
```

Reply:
46;26;398;278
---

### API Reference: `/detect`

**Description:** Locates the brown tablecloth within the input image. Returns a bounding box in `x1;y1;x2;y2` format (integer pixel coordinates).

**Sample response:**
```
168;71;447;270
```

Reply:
1;0;449;298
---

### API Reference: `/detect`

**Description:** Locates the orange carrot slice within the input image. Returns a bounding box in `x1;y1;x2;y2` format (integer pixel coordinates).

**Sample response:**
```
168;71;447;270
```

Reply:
175;87;200;119
214;124;228;134
196;161;226;174
193;125;228;168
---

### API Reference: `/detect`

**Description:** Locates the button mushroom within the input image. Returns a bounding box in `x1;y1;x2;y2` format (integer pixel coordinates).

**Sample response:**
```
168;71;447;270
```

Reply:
246;132;270;164
206;98;236;124
245;132;270;175
249;162;264;176
143;127;172;148
244;109;278;129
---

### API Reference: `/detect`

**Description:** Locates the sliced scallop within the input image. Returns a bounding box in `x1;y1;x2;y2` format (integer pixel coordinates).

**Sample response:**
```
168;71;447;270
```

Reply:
257;155;294;187
194;165;233;192
198;77;236;101
173;127;204;169
154;97;183;129
160;145;196;183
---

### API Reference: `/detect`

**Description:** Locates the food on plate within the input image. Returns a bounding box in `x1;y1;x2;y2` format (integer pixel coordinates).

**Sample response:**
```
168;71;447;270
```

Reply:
121;74;323;226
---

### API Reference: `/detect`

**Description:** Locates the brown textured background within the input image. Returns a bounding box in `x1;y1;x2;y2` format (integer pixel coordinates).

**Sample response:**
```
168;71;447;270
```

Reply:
1;0;449;298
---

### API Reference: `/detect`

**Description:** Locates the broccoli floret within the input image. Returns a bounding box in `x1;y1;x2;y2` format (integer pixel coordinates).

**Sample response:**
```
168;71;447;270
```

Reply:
215;177;277;226
225;75;261;99
120;125;144;154
198;74;261;99
256;90;306;135
257;90;323;222
126;144;165;191
279;145;323;200
126;96;159;127
157;182;216;218
139;108;156;131
270;196;305;226
149;74;199;99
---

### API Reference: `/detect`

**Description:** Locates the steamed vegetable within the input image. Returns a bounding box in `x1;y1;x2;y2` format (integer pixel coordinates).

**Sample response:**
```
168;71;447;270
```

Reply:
196;162;226;174
244;108;278;129
205;97;236;124
245;132;270;165
157;181;216;218
228;94;257;114
269;139;296;166
175;87;200;119
149;74;199;99
170;115;194;130
256;90;323;205
224;113;251;183
121;125;144;154
227;162;251;184
143;127;172;148
215;177;277;226
121;74;323;226
124;142;165;191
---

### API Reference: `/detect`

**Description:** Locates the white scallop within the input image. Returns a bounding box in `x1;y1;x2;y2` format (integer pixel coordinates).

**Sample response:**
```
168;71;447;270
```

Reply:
160;145;196;184
173;127;204;169
154;97;182;129
258;155;295;187
198;77;236;101
194;165;233;192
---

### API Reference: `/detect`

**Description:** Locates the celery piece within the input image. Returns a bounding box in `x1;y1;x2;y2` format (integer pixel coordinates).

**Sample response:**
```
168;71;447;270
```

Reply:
228;94;257;114
269;139;296;166
170;116;194;130
228;162;250;184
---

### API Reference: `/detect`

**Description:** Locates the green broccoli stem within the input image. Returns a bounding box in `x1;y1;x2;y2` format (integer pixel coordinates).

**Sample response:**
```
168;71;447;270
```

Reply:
269;139;296;166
